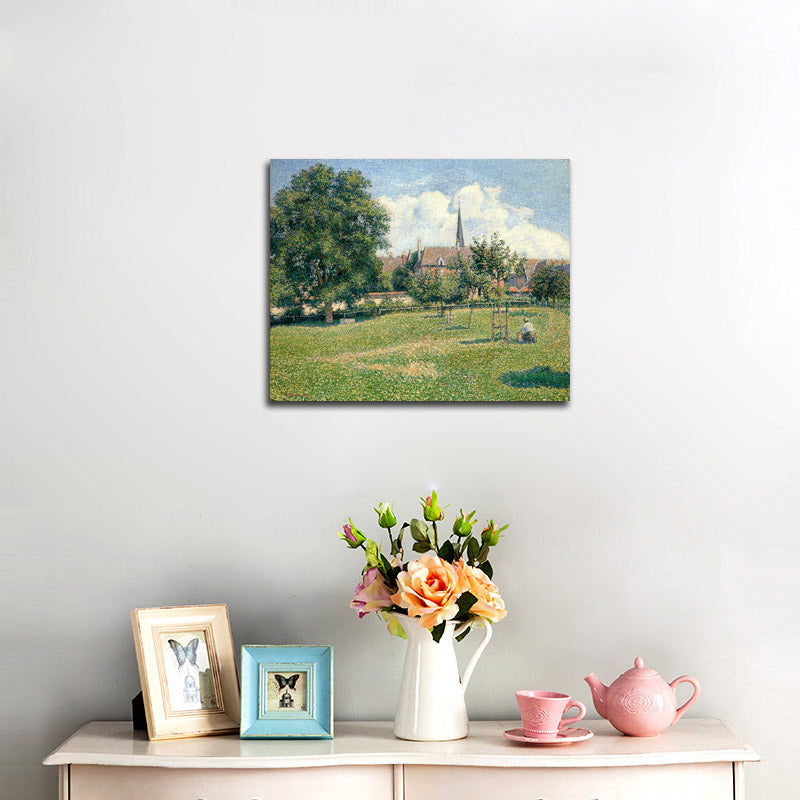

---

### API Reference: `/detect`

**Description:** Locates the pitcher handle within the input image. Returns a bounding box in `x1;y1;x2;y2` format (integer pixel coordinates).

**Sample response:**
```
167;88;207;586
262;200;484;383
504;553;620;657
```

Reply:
454;618;493;692
669;676;701;724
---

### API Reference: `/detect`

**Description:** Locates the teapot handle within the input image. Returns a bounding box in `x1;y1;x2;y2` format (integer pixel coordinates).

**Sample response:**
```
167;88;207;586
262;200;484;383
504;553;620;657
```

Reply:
454;618;493;692
670;676;701;724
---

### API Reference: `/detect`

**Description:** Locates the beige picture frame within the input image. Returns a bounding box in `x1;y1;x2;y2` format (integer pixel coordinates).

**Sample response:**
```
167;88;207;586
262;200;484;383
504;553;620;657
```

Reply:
131;604;240;740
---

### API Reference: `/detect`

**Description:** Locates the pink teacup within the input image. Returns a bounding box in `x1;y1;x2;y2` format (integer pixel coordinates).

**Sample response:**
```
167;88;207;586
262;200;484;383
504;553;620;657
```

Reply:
516;691;587;738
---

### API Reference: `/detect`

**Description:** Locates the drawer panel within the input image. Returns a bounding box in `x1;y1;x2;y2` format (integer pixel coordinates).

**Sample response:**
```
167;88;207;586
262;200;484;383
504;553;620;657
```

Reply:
403;763;732;800
71;764;394;800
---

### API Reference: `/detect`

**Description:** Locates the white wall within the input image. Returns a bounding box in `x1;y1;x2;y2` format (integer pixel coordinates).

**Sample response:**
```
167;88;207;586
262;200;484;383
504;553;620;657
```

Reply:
2;2;798;797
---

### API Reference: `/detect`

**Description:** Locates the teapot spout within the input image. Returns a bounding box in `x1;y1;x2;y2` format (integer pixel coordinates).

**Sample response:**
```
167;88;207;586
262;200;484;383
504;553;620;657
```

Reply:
584;673;609;719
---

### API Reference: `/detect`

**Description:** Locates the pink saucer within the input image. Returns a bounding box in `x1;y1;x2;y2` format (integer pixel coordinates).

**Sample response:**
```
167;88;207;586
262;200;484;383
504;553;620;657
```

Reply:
503;727;594;746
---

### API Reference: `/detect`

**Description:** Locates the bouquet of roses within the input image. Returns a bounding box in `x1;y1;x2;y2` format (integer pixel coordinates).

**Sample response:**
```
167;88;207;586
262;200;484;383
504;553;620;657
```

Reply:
338;490;508;643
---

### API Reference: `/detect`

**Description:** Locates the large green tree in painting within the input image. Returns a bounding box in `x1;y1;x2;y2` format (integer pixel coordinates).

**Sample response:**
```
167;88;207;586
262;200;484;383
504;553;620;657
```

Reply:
270;163;390;323
469;232;525;298
531;263;570;307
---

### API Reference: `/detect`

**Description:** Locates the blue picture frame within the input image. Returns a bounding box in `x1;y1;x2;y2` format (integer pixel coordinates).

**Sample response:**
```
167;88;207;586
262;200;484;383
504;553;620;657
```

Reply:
240;645;333;738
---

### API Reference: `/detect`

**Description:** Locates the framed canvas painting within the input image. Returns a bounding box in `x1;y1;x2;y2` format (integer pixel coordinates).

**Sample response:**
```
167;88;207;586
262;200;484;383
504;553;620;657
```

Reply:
268;159;570;402
131;604;240;740
240;645;333;738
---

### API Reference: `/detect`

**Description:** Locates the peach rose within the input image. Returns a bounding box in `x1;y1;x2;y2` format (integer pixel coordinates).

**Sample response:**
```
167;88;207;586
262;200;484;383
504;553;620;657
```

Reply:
390;553;467;630
458;560;507;623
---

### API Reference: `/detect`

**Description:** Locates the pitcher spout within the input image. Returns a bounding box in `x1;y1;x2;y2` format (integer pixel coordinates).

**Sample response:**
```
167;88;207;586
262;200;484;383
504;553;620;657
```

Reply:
584;673;609;719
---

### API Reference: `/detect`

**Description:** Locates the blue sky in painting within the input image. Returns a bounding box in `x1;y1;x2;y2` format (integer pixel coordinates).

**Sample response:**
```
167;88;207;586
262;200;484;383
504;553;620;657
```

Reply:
269;159;571;260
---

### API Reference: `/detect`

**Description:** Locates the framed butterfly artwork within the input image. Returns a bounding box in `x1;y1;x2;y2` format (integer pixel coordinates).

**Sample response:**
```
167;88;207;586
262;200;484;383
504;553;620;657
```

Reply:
131;604;240;740
240;645;333;738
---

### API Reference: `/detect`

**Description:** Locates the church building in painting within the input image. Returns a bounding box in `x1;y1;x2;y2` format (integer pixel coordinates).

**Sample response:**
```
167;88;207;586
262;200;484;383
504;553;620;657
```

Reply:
412;206;473;279
379;206;570;289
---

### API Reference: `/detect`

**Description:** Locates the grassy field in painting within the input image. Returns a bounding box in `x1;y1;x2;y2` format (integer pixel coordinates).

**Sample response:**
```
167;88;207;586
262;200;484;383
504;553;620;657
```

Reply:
269;304;570;402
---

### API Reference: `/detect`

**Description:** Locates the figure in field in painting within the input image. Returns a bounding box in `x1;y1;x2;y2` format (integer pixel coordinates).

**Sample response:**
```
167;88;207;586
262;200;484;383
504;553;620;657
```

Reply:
518;318;537;343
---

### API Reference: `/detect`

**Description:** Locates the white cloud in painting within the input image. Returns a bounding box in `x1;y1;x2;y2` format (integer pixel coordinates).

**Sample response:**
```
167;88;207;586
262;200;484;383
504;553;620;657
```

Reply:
378;183;570;260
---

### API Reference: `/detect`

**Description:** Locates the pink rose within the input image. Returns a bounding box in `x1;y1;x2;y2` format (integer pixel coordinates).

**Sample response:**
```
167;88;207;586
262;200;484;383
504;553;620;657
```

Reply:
390;553;467;629
351;567;393;618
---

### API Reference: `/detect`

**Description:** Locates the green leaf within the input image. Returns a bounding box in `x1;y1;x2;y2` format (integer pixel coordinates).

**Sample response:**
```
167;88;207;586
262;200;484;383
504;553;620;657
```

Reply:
409;518;430;542
392;527;405;557
456;591;478;616
382;612;407;639
380;554;393;574
430;622;446;643
412;541;431;553
365;539;380;567
480;560;493;579
477;543;490;563
456;625;472;642
439;541;455;562
467;537;479;563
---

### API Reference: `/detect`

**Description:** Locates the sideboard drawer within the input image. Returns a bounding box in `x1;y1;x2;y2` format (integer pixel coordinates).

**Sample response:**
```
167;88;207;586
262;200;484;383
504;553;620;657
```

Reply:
404;762;733;800
71;764;394;800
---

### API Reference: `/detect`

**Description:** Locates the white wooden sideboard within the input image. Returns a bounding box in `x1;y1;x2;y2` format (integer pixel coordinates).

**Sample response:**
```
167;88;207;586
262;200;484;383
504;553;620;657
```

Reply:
44;719;759;800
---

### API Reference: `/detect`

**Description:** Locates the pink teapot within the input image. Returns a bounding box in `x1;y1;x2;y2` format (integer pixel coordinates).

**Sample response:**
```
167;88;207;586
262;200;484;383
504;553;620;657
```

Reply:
585;657;700;737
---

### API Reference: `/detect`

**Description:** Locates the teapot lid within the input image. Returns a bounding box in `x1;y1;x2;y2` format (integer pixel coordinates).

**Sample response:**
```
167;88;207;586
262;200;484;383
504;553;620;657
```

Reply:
620;656;660;679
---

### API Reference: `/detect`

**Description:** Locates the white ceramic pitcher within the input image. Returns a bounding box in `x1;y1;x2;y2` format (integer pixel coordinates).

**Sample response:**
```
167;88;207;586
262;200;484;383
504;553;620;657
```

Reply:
391;612;493;741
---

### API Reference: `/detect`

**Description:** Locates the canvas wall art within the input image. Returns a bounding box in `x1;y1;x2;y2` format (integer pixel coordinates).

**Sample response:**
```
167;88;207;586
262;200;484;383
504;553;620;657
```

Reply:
268;159;570;402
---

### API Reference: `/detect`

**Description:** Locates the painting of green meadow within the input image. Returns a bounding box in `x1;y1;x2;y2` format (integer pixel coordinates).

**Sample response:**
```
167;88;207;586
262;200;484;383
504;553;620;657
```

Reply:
269;159;570;402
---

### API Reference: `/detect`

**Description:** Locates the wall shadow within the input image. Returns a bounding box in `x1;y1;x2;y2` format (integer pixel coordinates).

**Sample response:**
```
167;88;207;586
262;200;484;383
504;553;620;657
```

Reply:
499;366;570;389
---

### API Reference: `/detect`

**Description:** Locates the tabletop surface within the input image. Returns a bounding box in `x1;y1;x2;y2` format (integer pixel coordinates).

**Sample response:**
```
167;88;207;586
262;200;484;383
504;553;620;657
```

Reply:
44;719;759;770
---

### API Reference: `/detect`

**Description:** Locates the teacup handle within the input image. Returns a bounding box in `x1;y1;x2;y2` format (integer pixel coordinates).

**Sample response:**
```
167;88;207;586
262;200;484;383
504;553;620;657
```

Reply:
559;700;586;728
670;676;701;724
454;618;493;692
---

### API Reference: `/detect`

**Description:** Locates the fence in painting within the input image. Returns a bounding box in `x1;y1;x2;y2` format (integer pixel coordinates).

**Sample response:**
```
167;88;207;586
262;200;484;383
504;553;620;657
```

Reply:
270;297;568;326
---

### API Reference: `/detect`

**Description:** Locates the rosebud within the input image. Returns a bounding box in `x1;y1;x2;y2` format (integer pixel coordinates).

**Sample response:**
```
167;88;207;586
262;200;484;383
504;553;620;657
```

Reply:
480;519;508;547
374;502;397;529
339;519;366;549
420;489;444;522
452;508;476;537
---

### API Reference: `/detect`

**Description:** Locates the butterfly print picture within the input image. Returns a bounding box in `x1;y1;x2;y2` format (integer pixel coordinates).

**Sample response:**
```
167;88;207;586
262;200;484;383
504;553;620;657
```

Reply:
266;669;307;711
159;630;218;712
275;673;300;690
132;605;240;740
275;673;300;708
169;638;199;668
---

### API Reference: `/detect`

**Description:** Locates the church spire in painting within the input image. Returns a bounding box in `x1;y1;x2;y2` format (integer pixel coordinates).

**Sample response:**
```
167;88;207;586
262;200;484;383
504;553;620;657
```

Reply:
455;204;465;249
